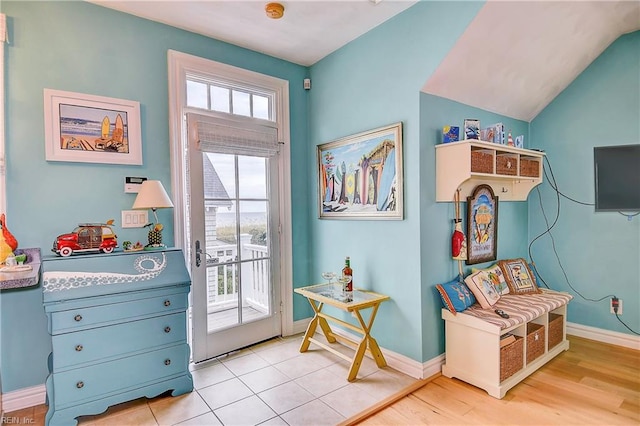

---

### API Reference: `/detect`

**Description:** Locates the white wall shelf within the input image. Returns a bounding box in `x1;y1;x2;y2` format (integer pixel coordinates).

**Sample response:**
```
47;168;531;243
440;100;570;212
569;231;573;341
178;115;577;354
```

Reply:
435;140;545;202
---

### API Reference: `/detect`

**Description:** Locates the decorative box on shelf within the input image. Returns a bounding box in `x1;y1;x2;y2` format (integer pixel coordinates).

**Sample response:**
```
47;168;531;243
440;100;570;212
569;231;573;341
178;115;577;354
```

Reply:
435;140;545;202
500;336;523;382
42;248;193;426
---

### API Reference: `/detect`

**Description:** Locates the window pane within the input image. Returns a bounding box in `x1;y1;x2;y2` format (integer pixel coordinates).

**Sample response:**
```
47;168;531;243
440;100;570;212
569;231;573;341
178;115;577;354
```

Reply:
210;86;230;113
239;200;268;252
238;156;267;199
187;80;208;109
205;153;236;199
232;90;251;117
253;95;269;120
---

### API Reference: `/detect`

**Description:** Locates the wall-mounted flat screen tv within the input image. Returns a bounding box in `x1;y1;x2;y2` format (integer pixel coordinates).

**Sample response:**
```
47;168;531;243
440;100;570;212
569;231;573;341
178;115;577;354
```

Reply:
594;144;640;212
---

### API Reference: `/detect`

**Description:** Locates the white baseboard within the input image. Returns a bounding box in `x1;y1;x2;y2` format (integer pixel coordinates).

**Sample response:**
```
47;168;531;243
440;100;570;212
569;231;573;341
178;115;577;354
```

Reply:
3;321;635;413
327;326;435;380
567;321;640;350
290;318;311;336
1;384;46;413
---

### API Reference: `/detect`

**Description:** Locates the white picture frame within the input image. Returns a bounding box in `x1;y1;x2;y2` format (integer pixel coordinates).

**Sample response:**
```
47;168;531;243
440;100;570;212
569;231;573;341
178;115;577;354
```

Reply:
317;122;403;220
44;89;142;165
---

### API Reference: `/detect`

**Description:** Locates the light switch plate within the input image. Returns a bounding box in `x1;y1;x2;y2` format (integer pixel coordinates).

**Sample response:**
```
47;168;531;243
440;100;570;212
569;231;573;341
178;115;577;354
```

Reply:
121;210;148;228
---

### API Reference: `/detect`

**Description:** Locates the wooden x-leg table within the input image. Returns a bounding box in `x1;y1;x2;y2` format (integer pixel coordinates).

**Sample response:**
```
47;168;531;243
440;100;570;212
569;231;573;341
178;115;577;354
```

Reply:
294;283;390;381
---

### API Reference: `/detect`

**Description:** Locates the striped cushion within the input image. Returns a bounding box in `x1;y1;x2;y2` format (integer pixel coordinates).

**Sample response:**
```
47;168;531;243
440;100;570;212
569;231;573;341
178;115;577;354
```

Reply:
461;289;572;329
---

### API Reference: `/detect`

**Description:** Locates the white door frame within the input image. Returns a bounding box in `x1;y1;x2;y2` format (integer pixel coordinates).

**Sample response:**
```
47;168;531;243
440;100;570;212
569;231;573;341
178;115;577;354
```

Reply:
167;50;294;345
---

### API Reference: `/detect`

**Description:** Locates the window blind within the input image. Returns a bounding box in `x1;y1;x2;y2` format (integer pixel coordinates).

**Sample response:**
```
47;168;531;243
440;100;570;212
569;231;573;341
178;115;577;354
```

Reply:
187;112;280;157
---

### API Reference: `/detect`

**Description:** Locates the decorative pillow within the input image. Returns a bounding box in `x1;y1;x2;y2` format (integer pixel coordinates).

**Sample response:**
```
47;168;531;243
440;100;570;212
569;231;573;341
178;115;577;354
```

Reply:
498;258;541;294
435;274;476;314
472;263;509;295
464;270;501;309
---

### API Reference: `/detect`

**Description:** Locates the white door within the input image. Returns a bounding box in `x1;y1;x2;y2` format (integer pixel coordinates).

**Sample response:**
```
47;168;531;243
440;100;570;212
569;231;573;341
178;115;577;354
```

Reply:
188;115;282;361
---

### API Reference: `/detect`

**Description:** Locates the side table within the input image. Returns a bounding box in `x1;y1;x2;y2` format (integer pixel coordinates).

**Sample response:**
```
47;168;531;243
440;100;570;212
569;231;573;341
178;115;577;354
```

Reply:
294;283;390;381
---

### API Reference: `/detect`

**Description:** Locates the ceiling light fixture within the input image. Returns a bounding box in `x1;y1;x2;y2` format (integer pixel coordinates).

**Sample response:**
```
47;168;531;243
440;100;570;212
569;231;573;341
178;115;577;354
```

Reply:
265;2;285;19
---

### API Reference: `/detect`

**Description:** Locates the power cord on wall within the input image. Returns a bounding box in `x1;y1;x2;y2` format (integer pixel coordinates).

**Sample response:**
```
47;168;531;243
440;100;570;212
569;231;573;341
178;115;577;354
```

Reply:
528;156;639;336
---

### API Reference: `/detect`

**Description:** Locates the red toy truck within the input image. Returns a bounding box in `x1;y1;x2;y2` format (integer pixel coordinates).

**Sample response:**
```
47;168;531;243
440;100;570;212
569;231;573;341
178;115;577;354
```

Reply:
52;220;118;257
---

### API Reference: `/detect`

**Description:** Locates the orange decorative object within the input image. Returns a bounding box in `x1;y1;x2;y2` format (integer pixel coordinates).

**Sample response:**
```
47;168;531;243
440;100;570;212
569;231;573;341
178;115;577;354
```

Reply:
0;213;18;252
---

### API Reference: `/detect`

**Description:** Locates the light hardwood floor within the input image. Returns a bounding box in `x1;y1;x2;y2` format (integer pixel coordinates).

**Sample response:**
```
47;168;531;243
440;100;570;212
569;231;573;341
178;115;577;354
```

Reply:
346;335;640;425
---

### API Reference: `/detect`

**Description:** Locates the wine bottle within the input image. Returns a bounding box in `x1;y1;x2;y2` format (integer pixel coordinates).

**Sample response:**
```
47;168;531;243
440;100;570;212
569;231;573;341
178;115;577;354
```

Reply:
342;257;353;292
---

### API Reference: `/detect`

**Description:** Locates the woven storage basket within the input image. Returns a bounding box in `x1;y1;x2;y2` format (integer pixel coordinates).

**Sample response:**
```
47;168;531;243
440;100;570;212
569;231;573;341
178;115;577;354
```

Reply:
500;336;523;382
471;150;494;174
496;154;518;176
526;323;545;364
520;158;540;177
548;313;564;350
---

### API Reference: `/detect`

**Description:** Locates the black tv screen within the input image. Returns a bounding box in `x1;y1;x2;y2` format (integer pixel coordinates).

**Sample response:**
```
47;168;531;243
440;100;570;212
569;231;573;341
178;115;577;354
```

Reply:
594;144;640;212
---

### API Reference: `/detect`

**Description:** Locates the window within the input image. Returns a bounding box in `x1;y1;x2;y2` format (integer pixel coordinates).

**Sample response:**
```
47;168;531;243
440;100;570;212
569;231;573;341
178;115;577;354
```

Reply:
186;78;273;120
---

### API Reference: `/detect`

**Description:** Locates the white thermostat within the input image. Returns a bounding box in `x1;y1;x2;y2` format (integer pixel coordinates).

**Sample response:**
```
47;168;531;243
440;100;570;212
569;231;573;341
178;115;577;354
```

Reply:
124;176;147;193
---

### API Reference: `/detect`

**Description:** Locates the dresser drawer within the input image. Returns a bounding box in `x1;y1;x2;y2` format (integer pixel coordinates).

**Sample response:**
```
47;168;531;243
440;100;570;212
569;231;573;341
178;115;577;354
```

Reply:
50;292;188;334
52;312;186;370
52;343;190;408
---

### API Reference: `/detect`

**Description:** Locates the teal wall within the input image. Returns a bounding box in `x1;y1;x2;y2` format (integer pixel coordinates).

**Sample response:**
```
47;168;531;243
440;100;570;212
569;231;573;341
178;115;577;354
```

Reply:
0;1;309;392
306;1;484;362
530;31;640;335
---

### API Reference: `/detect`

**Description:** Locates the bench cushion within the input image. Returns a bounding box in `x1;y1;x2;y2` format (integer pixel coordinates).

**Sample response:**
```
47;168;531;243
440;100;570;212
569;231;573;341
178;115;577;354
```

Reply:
460;289;572;329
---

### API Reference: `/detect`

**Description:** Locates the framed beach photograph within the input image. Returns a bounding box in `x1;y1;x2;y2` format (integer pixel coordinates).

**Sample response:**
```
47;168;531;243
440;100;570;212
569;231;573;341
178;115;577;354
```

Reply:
44;89;142;165
466;184;498;265
317;122;403;220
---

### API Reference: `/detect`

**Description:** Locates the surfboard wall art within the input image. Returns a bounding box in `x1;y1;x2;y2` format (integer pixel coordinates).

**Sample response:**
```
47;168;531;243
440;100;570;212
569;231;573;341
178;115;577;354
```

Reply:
44;89;142;165
317;122;403;220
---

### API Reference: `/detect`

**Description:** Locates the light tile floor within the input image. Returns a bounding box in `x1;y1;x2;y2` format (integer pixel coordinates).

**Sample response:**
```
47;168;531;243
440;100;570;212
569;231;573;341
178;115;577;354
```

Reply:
5;333;418;426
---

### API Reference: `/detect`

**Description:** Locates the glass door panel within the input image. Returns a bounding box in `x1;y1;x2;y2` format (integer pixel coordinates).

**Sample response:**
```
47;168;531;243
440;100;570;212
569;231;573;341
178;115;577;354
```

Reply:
191;147;280;361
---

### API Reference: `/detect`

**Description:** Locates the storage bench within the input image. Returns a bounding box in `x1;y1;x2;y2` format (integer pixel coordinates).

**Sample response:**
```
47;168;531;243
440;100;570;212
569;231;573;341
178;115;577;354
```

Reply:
441;289;572;398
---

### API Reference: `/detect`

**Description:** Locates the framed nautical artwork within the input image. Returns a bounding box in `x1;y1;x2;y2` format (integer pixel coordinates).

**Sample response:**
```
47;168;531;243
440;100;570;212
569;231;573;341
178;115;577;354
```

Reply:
466;184;498;265
463;119;480;140
43;89;142;165
317;122;403;220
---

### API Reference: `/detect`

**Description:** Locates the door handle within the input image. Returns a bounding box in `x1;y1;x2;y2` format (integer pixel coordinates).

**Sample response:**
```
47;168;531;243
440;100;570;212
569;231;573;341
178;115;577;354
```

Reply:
195;240;202;267
195;240;213;268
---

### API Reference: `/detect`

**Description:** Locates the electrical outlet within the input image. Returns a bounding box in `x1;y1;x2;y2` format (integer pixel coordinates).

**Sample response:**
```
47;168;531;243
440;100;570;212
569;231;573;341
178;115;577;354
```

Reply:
610;298;623;315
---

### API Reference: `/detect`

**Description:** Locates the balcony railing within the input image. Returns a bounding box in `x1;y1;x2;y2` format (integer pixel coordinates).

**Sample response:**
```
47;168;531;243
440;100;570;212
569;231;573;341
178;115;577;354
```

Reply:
206;234;270;315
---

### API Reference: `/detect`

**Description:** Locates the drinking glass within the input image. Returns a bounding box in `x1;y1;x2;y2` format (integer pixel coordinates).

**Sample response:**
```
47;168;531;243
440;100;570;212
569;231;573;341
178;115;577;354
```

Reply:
321;271;336;285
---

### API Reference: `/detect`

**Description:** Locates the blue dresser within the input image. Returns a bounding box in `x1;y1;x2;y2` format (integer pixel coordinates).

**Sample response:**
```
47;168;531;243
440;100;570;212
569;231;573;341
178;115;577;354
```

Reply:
42;248;193;426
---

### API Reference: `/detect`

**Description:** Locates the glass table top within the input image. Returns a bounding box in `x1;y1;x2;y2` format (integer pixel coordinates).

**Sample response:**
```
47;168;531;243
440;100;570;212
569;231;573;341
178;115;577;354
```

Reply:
295;283;387;304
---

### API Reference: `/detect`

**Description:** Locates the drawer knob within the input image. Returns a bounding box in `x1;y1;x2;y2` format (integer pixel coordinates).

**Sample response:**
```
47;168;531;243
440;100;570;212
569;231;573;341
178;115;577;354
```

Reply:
164;326;171;333
164;300;171;307
76;381;84;389
75;345;83;352
74;314;83;322
164;359;171;366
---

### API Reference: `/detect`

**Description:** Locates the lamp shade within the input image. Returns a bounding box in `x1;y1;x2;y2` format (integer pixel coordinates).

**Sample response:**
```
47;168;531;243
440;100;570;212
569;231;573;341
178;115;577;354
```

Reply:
132;180;174;210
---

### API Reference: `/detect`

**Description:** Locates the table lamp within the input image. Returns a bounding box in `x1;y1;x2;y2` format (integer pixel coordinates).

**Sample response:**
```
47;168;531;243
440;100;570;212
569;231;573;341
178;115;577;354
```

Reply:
132;180;174;249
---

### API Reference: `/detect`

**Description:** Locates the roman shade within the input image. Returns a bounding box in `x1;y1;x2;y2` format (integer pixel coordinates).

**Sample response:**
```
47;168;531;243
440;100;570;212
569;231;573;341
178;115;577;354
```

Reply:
187;112;280;157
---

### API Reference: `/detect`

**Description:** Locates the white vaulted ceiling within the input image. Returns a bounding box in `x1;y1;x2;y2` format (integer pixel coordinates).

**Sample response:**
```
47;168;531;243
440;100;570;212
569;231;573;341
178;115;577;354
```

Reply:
89;0;640;122
422;1;640;121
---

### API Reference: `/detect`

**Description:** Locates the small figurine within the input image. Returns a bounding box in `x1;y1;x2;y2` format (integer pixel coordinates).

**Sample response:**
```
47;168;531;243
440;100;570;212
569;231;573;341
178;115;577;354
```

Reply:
507;131;514;147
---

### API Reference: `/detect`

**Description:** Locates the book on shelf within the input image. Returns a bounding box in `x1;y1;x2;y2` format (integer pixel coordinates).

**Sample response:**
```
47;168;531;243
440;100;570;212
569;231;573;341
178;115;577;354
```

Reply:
500;334;516;348
485;122;505;144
